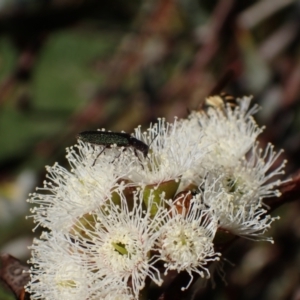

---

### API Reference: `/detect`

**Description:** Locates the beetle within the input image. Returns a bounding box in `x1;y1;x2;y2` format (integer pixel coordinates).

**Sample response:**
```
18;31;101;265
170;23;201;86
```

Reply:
77;130;149;166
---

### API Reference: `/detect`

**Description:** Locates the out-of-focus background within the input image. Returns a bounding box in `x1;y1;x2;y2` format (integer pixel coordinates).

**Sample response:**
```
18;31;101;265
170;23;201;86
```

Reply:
1;1;300;299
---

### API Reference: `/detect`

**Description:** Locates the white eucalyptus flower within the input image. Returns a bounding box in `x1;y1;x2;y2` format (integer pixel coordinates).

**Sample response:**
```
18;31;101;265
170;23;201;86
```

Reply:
154;194;220;290
188;96;263;171
125;118;207;186
27;141;131;232
201;157;283;241
26;232;93;300
70;188;167;298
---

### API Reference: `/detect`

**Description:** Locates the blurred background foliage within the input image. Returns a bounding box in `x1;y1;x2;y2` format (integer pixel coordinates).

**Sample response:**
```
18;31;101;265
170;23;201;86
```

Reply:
1;0;300;299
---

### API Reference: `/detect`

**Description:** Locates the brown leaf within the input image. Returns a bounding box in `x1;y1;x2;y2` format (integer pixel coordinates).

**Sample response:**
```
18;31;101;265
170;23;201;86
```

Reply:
0;253;30;299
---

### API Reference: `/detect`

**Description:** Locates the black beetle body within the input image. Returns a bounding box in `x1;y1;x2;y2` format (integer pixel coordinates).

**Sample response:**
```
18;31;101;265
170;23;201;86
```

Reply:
77;131;149;164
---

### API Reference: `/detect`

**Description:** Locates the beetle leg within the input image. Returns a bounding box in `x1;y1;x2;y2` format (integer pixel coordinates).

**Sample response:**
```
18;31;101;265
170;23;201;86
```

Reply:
92;146;107;166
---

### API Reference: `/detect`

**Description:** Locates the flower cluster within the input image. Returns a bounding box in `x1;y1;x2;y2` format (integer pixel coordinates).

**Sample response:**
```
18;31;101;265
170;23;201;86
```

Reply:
26;96;286;299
